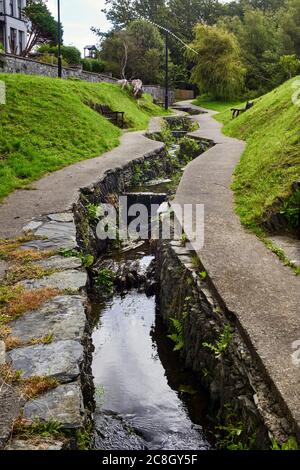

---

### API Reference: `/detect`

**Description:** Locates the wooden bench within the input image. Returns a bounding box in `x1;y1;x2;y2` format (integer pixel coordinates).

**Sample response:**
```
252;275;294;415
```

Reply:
231;101;254;119
93;104;125;128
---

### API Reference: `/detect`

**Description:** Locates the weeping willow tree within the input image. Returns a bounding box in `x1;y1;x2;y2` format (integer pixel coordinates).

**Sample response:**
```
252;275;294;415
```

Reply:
188;24;246;100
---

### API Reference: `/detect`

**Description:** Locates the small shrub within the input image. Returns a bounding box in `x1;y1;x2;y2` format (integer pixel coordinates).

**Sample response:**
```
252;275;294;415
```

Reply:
95;269;115;295
13;418;63;439
178;137;202;163
279;191;300;230
271;437;298;450
131;164;143;186
86;203;101;222
82;255;95;268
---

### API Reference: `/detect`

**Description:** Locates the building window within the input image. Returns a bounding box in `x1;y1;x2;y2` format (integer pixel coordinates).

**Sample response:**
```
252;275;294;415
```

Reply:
9;0;14;16
10;28;16;54
19;30;23;54
18;0;22;18
0;25;4;49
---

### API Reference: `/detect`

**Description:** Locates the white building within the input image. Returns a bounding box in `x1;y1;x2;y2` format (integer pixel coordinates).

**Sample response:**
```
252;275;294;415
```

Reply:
0;0;27;55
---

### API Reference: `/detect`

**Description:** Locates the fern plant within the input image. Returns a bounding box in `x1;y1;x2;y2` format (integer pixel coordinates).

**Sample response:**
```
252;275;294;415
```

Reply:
203;325;232;359
168;318;185;352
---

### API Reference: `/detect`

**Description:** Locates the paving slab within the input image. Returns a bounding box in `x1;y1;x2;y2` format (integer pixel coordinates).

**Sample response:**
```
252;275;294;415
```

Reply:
0;383;22;449
173;100;300;436
24;383;85;429
7;340;84;383
9;295;87;343
20;270;87;291
22;220;78;251
0;128;164;239
33;255;82;271
6;439;66;451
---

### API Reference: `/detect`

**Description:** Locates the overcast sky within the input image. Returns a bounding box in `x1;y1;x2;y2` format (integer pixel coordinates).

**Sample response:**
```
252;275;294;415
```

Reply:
47;0;111;54
46;0;230;55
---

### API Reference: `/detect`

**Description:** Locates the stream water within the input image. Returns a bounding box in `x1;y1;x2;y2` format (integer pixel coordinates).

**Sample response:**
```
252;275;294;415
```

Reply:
91;193;211;450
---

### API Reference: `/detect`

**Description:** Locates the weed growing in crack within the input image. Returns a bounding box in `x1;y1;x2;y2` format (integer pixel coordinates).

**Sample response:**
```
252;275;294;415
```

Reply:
167;318;185;352
95;268;115;296
203;325;233;359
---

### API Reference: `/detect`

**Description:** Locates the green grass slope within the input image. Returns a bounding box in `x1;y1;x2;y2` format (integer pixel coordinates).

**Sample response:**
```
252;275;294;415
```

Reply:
0;74;165;201
215;78;300;231
193;94;242;112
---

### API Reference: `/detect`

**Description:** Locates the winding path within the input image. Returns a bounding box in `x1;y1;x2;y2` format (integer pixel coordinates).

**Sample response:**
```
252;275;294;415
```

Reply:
1;101;300;439
175;101;300;438
0;121;163;239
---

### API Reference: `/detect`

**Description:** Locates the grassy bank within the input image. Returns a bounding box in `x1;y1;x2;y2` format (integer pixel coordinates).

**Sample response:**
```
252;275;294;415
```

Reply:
193;94;242;112
214;78;300;232
0;74;166;201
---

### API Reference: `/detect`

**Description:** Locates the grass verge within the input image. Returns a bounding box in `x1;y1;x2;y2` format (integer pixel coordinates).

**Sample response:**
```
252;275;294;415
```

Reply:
0;74;167;201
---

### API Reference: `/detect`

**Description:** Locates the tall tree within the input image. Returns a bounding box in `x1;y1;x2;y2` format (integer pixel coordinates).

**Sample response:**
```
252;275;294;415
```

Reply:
102;0;168;29
99;20;165;83
278;0;300;56
22;0;61;56
188;24;246;99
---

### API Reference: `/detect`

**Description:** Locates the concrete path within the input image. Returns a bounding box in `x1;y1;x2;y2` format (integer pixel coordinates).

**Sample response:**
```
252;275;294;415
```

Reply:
0;120;164;239
174;101;300;436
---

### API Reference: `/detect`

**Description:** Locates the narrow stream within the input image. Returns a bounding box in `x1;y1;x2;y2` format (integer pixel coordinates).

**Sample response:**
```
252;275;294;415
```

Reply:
91;181;212;451
90;123;213;450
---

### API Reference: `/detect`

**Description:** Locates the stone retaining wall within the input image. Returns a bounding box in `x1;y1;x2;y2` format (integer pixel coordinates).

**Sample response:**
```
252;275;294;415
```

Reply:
0;53;118;84
143;85;175;105
156;240;295;449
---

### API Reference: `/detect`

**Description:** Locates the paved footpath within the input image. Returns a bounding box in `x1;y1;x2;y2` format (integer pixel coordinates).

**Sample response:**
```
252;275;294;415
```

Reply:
0;119;163;239
175;101;300;436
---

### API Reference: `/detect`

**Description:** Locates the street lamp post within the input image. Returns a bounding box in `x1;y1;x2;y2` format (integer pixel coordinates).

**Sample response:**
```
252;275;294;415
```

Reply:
57;0;62;78
165;30;169;111
142;19;198;110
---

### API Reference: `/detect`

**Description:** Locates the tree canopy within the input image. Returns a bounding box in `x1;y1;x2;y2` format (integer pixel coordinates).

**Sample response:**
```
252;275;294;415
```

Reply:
23;0;61;56
97;20;165;83
188;24;246;99
97;0;300;97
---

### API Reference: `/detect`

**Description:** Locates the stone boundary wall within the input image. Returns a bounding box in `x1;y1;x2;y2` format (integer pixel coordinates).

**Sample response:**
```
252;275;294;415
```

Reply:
143;85;175;105
156;240;294;449
0;53;118;84
175;89;195;101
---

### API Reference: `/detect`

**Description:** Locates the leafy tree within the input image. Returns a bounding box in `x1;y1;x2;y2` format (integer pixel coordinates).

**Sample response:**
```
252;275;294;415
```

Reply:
278;0;300;56
81;59;106;74
188;24;246;99
168;0;224;39
99;20;165;83
101;0;168;29
245;0;285;12
237;8;282;91
22;0;61;56
279;54;300;78
37;45;81;65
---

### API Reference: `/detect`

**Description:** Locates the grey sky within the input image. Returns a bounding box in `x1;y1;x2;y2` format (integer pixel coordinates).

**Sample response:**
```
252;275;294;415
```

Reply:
47;0;111;54
46;0;230;56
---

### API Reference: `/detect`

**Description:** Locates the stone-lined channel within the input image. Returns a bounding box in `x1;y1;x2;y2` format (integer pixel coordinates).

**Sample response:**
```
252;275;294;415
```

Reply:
91;232;211;450
85;117;215;449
